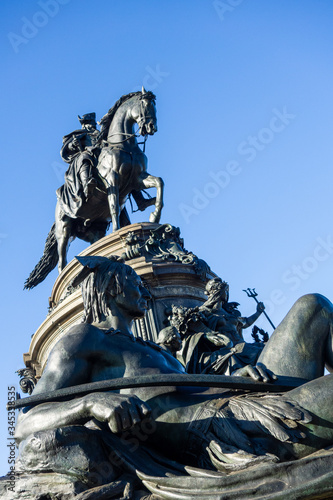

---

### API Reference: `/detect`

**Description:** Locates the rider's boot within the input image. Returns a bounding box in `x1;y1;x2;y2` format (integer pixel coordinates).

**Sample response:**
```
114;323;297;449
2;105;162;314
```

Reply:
80;162;97;200
84;178;97;200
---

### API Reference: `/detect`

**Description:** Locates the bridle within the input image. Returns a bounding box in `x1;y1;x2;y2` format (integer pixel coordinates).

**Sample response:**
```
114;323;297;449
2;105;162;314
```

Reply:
136;94;156;132
102;95;156;152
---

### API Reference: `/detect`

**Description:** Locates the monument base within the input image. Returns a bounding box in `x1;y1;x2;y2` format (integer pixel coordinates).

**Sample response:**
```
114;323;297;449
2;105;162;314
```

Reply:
21;223;214;380
2;445;333;499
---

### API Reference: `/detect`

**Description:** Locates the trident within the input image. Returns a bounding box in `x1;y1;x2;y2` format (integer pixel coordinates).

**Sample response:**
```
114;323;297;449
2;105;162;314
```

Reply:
243;288;276;330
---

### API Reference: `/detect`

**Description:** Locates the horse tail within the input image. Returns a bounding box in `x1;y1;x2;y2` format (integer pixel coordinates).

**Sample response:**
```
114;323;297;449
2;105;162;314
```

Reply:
24;223;59;290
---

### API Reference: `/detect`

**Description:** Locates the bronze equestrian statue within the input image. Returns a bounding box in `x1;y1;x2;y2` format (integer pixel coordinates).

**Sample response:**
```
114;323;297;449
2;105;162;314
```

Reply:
24;88;163;289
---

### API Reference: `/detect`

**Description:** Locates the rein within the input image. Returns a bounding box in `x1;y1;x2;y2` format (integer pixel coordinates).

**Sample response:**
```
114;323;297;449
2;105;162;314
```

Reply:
103;130;140;146
103;130;148;153
102;97;153;151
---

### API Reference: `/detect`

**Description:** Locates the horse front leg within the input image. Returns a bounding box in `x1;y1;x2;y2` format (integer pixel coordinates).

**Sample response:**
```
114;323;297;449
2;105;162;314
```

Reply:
107;171;120;232
139;173;164;223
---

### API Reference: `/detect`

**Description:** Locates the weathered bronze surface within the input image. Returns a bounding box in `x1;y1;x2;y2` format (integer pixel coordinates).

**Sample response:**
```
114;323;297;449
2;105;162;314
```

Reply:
16;368;37;395
169;277;267;375
12;256;333;499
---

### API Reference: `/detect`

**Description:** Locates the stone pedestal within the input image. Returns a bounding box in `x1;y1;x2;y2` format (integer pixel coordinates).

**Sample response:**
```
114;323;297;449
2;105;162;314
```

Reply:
23;223;214;378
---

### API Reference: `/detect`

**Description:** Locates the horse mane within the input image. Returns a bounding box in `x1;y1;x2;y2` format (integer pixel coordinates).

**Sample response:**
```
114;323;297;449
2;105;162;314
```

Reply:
99;90;156;141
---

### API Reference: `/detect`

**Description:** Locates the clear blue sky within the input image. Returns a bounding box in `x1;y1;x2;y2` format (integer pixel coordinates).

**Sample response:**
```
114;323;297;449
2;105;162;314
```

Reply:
1;0;333;475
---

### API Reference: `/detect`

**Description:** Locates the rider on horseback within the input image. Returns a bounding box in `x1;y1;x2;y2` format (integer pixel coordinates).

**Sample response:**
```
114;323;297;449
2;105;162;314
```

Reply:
57;111;155;220
56;113;101;219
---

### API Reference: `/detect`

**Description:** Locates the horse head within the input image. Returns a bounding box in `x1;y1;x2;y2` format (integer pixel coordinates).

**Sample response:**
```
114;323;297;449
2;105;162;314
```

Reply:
131;87;157;136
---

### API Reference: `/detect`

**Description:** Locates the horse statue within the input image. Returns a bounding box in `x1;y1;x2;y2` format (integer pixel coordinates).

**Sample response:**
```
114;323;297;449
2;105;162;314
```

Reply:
25;88;163;289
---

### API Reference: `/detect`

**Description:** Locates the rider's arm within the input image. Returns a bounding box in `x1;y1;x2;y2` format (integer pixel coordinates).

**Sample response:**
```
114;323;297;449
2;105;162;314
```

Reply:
68;134;84;152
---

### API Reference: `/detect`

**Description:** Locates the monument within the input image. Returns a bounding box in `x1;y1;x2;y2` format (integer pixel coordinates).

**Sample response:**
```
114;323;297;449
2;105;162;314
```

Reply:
2;89;333;500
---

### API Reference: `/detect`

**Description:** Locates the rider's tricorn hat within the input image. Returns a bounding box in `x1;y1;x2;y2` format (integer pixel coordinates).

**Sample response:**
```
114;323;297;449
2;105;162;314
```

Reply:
78;112;96;124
